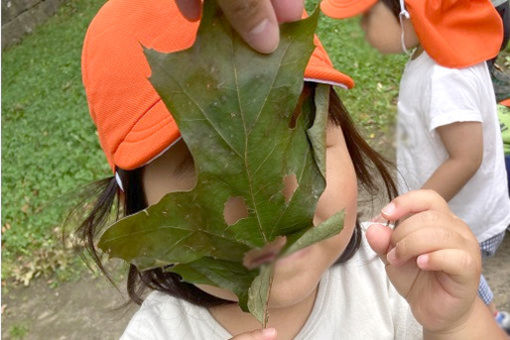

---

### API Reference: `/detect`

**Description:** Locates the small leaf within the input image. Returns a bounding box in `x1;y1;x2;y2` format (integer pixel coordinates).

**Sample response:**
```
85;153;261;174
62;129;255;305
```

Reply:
306;83;329;179
247;264;273;326
282;211;344;257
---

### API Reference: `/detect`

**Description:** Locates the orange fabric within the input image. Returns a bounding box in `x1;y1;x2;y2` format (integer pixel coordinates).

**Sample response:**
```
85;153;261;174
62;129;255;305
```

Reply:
82;0;353;171
407;0;503;68
321;0;503;68
501;98;510;107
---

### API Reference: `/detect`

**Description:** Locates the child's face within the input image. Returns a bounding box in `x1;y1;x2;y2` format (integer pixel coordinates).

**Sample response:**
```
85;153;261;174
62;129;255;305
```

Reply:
360;1;419;54
143;120;358;309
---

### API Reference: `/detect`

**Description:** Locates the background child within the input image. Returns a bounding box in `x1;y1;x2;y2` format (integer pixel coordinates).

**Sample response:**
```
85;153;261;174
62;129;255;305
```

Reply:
488;0;510;72
321;0;510;331
499;101;510;197
494;101;510;332
80;0;506;338
488;0;510;103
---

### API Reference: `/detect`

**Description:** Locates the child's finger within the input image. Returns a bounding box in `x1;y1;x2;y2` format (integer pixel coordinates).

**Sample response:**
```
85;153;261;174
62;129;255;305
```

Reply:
389;209;451;245
230;328;277;340
416;249;481;281
217;0;280;54
387;209;477;261
386;227;467;266
269;0;305;23
366;223;393;265
380;190;450;222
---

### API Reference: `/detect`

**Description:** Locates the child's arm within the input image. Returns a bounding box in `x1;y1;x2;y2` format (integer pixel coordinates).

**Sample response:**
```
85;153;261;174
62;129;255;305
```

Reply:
366;190;507;339
421;121;483;201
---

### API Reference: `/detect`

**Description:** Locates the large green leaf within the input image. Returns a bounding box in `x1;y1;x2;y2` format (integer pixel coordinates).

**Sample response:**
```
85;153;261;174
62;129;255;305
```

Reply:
98;1;343;323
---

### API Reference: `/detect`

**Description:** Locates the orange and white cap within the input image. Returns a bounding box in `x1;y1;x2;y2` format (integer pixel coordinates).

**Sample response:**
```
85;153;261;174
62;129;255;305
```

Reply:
82;0;354;172
321;0;503;68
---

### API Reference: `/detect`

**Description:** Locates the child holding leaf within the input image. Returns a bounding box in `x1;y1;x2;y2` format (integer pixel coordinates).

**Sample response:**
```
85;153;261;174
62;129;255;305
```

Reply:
321;0;510;332
80;0;506;338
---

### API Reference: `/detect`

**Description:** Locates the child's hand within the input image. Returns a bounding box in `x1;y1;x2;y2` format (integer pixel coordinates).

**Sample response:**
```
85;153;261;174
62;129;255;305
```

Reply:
176;0;304;54
366;190;482;334
230;327;277;340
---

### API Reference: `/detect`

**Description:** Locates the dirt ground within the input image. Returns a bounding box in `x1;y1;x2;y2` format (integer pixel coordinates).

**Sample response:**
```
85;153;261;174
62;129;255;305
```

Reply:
1;267;137;339
2;230;509;339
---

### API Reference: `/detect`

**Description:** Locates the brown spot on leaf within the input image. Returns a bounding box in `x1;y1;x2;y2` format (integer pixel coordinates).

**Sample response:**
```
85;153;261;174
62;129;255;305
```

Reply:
282;173;298;204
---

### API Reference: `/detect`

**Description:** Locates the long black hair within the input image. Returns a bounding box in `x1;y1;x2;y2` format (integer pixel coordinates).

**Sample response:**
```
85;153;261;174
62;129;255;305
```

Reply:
76;83;398;307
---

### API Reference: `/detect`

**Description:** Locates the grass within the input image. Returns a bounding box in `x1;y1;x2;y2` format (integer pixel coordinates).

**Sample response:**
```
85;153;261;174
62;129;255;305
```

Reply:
2;0;110;284
305;0;407;135
6;0;500;286
316;15;407;150
8;322;29;339
8;321;30;339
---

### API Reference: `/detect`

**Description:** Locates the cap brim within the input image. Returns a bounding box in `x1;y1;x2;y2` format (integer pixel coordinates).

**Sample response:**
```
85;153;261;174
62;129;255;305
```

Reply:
321;0;377;18
114;99;181;170
304;67;354;89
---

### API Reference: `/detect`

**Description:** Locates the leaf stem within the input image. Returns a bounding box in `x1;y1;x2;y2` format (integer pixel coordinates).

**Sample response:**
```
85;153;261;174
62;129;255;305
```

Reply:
263;264;275;328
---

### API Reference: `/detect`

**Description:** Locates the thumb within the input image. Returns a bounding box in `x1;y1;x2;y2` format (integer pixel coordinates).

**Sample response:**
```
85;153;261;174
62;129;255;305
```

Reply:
365;223;393;265
230;328;277;340
217;0;279;53
270;0;305;23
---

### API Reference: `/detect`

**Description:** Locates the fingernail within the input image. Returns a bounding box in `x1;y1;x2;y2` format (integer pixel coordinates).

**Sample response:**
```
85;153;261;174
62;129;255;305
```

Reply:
381;202;395;216
417;254;428;268
248;19;279;53
387;248;397;264
262;328;277;338
250;18;269;35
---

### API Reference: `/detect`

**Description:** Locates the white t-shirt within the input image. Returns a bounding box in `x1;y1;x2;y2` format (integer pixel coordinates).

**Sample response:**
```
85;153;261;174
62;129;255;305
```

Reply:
396;51;510;242
121;234;422;339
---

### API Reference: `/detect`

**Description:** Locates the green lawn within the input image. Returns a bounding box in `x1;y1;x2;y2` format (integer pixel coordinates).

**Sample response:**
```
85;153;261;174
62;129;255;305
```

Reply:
1;0;111;284
316;18;407;134
1;0;407;285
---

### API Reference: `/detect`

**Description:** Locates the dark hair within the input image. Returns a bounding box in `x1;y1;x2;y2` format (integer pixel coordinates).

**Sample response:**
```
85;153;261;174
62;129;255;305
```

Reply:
76;83;397;307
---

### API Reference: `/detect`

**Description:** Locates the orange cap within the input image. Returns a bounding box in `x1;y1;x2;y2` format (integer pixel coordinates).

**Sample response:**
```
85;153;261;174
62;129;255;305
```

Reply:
321;0;503;68
82;0;354;171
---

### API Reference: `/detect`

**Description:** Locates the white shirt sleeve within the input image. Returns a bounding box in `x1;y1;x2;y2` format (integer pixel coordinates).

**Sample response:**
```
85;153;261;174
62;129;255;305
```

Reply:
427;66;483;131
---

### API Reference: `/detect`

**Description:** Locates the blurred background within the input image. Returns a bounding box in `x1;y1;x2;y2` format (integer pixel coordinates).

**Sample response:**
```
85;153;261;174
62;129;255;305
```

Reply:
2;0;509;338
